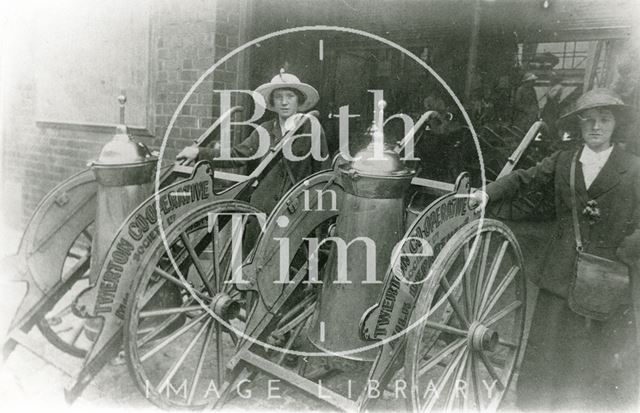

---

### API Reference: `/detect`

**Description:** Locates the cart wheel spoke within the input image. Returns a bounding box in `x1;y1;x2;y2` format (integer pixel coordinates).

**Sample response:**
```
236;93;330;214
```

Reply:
37;223;93;358
418;338;467;377
180;232;215;295
462;240;480;319
140;312;209;362
469;350;483;411
210;223;222;293
138;304;195;347
477;350;505;391
482;300;522;327
218;214;250;292
479;265;520;320
69;323;86;346
187;320;216;404
272;304;315;337
473;232;492;315
152;266;210;301
423;321;467;337
214;320;225;386
464;350;481;411
224;324;239;346
140;279;168;308
444;350;469;411
139;305;204;319
157;319;211;393
421;347;467;413
477;241;509;315
439;277;469;328
498;339;517;349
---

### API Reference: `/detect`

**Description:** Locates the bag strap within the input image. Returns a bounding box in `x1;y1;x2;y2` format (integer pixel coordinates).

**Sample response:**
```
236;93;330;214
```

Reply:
570;150;583;252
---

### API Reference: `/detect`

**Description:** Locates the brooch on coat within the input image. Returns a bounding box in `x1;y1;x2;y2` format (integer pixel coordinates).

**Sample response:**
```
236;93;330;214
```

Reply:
582;199;601;224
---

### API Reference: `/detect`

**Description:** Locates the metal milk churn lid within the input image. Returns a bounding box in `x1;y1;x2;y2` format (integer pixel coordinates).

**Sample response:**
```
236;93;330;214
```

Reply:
90;95;158;186
338;105;416;198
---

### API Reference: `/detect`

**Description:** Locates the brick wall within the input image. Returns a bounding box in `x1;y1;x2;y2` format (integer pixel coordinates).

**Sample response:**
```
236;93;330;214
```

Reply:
1;0;247;229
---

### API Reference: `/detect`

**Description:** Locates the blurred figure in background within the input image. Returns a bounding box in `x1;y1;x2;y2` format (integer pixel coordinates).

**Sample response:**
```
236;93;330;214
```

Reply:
541;72;564;144
514;72;540;132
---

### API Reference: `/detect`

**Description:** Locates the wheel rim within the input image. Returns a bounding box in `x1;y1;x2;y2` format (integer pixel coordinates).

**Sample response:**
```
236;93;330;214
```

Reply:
405;219;526;413
125;202;262;409
37;225;93;357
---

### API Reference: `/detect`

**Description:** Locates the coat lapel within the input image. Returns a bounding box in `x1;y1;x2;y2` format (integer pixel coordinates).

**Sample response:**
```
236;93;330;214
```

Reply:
587;145;628;199
559;148;589;204
271;119;283;145
574;156;589;202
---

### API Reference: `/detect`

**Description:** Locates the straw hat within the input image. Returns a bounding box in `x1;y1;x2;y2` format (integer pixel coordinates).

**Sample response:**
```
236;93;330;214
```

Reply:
255;69;319;112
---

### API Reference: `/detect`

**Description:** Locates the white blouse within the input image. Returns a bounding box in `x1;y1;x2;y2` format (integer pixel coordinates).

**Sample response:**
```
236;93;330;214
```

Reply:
579;145;613;189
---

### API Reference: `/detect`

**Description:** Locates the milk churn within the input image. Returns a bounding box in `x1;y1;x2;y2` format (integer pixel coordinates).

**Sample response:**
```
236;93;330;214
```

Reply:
308;116;416;360
88;96;158;283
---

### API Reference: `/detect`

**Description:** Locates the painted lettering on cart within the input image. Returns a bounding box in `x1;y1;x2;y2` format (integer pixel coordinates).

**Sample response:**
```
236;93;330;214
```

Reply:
417;196;468;239
375;276;400;336
128;180;210;241
94;178;211;317
364;194;474;342
95;238;134;315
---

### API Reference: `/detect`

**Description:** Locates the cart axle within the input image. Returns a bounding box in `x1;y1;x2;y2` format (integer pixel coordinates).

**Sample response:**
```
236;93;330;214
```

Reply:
469;321;499;352
211;292;241;320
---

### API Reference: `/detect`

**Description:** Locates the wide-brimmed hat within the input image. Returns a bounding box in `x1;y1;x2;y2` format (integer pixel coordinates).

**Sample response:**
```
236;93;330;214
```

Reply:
558;88;635;127
522;72;538;83
255;69;319;112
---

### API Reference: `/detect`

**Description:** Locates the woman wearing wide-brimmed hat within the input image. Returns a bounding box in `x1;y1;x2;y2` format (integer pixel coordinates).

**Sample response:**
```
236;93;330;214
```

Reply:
471;88;640;411
177;70;330;214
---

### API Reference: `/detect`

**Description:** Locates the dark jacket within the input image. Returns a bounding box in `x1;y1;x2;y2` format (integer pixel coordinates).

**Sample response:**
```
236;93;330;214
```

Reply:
486;144;640;297
200;118;331;214
513;84;539;130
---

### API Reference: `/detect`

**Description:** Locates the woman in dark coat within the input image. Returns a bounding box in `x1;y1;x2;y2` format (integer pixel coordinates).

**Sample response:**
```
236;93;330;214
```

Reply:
177;70;331;214
473;88;640;411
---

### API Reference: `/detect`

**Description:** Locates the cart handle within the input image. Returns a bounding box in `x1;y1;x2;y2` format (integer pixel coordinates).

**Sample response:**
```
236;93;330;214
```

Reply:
177;105;245;166
497;120;548;179
393;110;449;154
162;106;245;183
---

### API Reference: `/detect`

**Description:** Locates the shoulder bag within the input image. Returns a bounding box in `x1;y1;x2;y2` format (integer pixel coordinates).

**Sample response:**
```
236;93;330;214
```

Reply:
567;150;629;320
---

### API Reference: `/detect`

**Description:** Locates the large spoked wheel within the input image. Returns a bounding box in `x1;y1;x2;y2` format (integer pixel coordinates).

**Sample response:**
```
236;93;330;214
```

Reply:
405;219;526;413
125;201;263;409
36;224;93;357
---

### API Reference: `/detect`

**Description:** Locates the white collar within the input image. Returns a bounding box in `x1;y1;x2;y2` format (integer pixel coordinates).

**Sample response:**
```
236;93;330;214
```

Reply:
279;114;302;135
579;145;613;166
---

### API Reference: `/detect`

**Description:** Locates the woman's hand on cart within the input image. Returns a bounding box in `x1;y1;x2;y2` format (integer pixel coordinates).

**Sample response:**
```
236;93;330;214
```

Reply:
468;189;489;213
176;145;200;165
